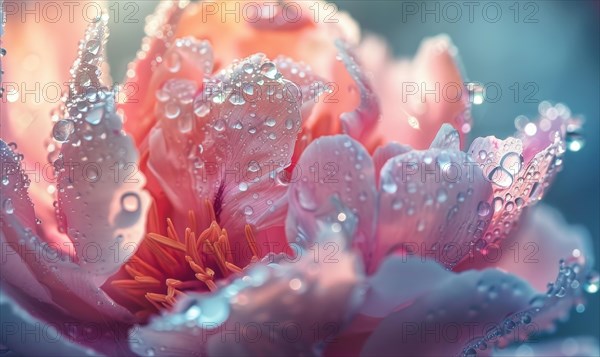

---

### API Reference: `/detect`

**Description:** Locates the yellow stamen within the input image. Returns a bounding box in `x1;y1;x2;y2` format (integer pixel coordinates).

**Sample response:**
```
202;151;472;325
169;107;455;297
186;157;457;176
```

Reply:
106;199;259;317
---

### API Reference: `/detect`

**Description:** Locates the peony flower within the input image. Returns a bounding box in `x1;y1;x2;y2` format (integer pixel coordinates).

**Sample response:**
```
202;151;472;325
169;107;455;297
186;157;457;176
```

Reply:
0;1;597;356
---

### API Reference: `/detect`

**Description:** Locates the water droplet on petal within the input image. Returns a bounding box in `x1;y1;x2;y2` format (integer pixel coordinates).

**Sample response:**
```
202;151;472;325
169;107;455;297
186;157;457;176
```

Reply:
488;167;513;188
214;120;226;132
477;201;491;216
243;205;254;216
285;118;294;130
260;62;279;79
229;93;246;106
86;40;101;55
295;187;318;211
3;198;15;214
381;176;398;194
264;117;276;127
242;62;254;74
121;192;140;213
52;119;75;142
193;101;210;118
500;152;523;176
85;106;104;125
436;188;448;203
164;102;180;119
247;161;260;173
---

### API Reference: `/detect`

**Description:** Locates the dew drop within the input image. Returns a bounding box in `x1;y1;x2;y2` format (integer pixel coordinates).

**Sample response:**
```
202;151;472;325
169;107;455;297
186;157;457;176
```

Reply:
295;187;318;211
381;176;398;194
193;102;210;118
488;167;513;188
392;199;403;210
464;347;477;357
417;219;426;232
500;152;523;176
85;106;104;125
165;51;181;73
478;150;487;160
3;198;15;214
436;188;448;203
213;120;226;132
156;89;170;102
247;161;260;173
86;39;101;55
243;83;255;95
52;120;75;143
229;93;246;106
285;118;294;130
242;62;254;74
260;62;279;79
264;117;277;127
1;176;9;186
493;197;504;212
120;192;140;213
164;102;180;119
243;205;254;216
238;182;248;192
477;201;491;217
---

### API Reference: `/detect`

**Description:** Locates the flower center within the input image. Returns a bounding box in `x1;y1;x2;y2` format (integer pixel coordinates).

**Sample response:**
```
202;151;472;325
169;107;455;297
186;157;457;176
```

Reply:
104;199;259;320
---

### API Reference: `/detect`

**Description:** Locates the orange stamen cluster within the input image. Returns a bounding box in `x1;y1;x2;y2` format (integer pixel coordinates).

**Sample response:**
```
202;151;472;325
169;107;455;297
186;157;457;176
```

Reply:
107;200;259;320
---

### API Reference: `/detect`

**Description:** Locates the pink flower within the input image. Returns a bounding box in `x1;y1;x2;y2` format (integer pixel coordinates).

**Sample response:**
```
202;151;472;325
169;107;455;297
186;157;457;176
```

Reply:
0;1;597;356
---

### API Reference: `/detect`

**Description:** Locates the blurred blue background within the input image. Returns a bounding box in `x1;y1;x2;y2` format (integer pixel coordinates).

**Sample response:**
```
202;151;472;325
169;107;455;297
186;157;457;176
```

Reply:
106;0;599;345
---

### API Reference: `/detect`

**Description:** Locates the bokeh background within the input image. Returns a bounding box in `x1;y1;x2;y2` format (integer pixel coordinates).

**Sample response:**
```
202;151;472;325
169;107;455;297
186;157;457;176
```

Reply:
106;0;600;346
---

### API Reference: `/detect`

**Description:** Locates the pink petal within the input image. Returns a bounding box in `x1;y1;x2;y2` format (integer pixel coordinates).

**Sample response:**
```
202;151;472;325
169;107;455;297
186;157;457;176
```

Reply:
1;142;133;323
373;140;493;272
55;19;151;278
286;135;377;264
120;0;190;146
174;1;360;79
273;56;326;119
360;257;537;356
148;54;303;265
0;287;95;356
455;205;594;292
468;103;574;254
131;235;363;356
365;35;470;149
0;282;135;356
1;1;91;248
372;142;411;184
430;123;462;150
336;41;380;144
0;141;53;305
147;78;203;218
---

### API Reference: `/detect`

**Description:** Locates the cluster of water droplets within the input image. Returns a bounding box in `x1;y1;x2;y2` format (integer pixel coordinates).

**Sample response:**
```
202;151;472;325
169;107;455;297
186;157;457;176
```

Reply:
0;142;31;217
274;56;326;105
379;148;493;267
467;102;580;253
461;256;598;357
158;54;303;211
